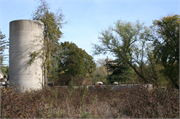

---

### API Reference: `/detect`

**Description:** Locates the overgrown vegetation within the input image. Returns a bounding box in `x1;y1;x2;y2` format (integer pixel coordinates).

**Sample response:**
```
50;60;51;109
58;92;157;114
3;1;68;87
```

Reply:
54;41;96;78
30;0;66;86
28;0;96;85
152;14;179;89
1;85;179;118
93;15;179;89
0;0;179;118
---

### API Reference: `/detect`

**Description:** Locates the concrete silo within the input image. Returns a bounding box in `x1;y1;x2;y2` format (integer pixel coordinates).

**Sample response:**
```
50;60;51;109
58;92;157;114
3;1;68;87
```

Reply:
9;20;44;93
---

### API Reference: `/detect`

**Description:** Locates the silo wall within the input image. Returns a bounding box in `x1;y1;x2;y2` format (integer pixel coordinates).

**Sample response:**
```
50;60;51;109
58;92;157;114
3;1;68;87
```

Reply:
9;20;44;93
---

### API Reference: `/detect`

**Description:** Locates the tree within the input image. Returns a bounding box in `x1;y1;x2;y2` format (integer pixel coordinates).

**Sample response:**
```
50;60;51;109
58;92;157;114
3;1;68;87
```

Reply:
93;67;107;84
96;58;108;67
0;30;8;69
57;41;96;77
108;58;132;84
84;51;97;78
93;19;154;84
93;58;108;84
0;30;9;79
92;58;114;84
1;66;9;77
152;14;179;89
30;0;66;86
0;31;6;66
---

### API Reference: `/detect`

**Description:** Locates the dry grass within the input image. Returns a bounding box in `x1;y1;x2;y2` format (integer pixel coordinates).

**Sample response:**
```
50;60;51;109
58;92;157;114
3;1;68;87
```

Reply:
1;84;179;118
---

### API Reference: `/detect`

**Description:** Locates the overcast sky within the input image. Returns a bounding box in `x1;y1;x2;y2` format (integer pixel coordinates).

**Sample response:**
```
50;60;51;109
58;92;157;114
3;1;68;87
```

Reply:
0;0;179;66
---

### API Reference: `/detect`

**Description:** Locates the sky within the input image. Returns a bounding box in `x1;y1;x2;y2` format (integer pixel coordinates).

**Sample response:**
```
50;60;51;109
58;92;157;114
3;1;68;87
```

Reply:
0;0;179;66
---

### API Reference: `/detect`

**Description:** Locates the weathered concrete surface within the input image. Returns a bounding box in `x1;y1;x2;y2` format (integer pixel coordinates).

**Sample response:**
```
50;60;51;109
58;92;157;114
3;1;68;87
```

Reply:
9;20;44;93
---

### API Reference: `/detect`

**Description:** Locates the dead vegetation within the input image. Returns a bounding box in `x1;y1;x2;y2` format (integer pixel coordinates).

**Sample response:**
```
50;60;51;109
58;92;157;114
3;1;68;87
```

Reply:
1;85;179;118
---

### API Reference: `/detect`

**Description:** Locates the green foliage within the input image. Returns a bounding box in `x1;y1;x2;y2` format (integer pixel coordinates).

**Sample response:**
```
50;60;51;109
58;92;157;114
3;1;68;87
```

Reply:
0;30;8;67
152;14;179;89
50;41;96;85
57;41;96;77
84;52;97;77
32;0;65;54
28;51;40;66
55;74;84;86
30;0;66;86
49;53;60;82
108;59;132;84
1;66;9;77
0;31;6;54
93;65;107;84
79;111;93;118
93;19;153;84
92;58;114;84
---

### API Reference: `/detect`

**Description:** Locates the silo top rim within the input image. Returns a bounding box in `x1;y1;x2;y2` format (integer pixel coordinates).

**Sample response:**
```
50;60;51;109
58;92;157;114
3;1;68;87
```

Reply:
10;19;44;25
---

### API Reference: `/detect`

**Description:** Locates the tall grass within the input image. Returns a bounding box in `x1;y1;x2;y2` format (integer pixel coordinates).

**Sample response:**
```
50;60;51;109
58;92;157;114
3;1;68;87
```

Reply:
1;84;179;118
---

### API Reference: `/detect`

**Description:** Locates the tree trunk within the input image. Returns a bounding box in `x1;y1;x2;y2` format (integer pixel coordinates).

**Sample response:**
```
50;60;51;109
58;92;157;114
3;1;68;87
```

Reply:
127;61;148;83
43;46;48;87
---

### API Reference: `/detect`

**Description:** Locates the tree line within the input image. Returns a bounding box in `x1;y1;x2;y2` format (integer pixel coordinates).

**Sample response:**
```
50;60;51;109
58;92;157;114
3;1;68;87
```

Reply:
93;15;179;89
0;0;179;89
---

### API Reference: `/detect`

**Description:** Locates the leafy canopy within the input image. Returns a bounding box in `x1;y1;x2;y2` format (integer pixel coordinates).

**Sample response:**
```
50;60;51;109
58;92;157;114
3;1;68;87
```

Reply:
108;59;132;84
57;41;96;77
93;19;153;83
152;14;179;89
31;0;66;86
0;31;8;67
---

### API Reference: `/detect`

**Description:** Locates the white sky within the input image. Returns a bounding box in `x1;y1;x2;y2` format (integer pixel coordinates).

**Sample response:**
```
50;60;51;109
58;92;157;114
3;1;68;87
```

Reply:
0;0;179;66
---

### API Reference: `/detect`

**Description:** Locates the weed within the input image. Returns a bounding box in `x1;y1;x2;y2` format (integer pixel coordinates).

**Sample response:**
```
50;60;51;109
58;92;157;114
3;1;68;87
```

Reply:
80;84;88;106
47;110;51;117
54;88;58;100
79;111;92;118
1;84;179;118
93;94;97;104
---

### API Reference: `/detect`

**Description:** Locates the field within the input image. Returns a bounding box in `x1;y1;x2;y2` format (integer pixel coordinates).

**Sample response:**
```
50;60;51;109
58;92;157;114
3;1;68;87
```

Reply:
1;85;179;118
